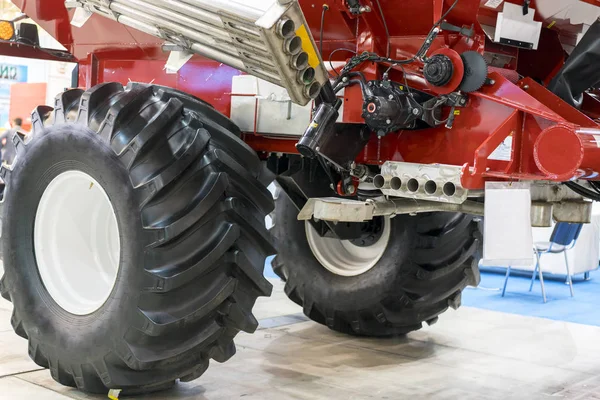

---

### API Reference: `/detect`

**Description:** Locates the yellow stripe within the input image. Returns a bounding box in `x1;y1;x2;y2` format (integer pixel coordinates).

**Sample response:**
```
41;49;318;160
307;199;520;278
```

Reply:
547;20;556;29
295;24;321;68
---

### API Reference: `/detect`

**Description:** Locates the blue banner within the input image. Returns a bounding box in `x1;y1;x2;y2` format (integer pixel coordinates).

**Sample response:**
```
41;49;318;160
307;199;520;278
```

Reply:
0;64;28;83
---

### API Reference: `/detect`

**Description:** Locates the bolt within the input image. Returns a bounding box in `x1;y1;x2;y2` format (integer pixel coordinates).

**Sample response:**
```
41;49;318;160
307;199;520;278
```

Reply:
388;94;394;100
523;85;530;90
342;76;349;83
346;185;356;195
315;146;320;152
460;98;466;105
386;119;392;124
489;79;496;85
412;108;420;115
473;217;482;223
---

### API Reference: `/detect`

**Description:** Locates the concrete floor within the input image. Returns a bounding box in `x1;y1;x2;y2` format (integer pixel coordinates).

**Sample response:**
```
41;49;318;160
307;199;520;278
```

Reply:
2;280;600;399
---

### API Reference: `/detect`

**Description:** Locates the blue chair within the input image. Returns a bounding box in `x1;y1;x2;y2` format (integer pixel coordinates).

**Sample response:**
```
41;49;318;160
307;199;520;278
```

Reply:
502;222;583;303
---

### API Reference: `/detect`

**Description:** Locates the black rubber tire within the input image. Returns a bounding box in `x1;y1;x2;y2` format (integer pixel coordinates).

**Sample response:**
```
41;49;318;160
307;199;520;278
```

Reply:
0;82;275;394
271;192;481;336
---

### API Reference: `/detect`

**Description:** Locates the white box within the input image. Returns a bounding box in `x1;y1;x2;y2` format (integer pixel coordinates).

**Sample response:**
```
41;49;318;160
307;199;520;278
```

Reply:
481;182;534;267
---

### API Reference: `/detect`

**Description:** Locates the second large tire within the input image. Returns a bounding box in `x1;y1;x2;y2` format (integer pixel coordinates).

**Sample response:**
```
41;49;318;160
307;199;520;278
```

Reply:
272;192;481;336
0;82;275;394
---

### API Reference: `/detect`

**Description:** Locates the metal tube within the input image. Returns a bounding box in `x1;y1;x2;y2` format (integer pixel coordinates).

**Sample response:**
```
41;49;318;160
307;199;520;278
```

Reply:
175;0;270;21
147;0;261;39
142;0;229;30
72;0;322;105
109;2;276;69
83;1;281;84
115;15;162;37
125;0;266;49
113;0;275;70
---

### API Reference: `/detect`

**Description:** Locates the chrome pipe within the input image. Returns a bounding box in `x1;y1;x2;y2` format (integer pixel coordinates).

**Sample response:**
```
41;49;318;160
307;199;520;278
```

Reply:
125;0;266;49
144;0;262;39
176;0;269;21
70;0;328;105
85;0;280;76
86;5;250;73
109;2;277;70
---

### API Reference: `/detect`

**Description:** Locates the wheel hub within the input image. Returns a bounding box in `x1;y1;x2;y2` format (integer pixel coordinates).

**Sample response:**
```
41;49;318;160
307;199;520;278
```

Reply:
305;217;391;277
349;217;385;247
34;170;120;315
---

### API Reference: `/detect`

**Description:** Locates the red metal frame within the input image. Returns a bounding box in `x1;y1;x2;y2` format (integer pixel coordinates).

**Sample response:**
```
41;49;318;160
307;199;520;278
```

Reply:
5;0;600;190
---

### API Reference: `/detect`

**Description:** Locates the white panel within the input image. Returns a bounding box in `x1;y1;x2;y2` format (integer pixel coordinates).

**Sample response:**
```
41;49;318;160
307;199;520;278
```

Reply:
231;75;344;137
481;182;534;267
494;3;542;50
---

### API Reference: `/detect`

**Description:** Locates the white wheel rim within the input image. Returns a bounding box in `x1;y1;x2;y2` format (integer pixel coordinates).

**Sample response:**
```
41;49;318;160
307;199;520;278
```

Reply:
305;218;391;277
34;171;121;315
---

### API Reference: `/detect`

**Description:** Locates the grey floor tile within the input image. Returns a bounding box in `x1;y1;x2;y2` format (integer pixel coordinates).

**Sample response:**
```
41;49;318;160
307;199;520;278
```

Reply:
0;331;43;377
6;275;600;399
0;376;73;399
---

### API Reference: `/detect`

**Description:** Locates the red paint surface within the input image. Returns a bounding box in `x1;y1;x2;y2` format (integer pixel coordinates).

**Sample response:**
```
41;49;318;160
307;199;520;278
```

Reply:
4;0;600;188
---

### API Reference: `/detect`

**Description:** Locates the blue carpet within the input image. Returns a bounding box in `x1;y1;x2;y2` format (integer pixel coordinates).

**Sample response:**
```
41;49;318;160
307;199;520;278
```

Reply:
263;257;600;326
462;269;600;326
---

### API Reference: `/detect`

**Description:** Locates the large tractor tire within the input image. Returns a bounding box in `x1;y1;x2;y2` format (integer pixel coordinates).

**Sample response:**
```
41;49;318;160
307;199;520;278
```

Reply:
0;83;275;394
272;192;481;336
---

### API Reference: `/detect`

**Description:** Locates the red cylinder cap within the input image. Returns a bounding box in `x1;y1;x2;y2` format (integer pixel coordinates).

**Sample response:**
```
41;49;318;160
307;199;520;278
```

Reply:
534;125;584;181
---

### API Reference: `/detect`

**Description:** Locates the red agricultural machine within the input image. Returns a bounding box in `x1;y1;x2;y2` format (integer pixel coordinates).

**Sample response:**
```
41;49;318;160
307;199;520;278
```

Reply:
0;0;599;395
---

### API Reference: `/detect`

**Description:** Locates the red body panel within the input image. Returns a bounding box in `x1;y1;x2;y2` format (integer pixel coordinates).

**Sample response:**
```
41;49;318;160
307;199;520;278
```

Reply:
8;0;600;189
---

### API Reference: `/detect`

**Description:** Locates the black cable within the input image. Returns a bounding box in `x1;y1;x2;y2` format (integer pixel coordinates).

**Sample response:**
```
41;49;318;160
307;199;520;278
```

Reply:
398;65;414;97
334;75;369;96
436;0;460;28
319;5;329;57
329;48;357;77
317;154;337;188
369;0;461;67
357;189;383;199
373;0;390;58
589;181;600;194
565;181;600;201
335;0;461;77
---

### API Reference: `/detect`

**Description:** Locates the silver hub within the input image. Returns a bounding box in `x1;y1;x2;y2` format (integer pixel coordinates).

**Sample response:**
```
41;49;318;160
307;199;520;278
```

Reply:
305;218;391;277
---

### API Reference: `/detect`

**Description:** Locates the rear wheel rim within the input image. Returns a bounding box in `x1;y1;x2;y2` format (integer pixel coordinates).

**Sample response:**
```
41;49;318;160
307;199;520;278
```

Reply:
305;217;391;277
34;170;120;315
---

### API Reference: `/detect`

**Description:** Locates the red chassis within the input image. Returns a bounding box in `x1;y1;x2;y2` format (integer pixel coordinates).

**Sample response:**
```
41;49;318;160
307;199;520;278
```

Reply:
8;0;600;190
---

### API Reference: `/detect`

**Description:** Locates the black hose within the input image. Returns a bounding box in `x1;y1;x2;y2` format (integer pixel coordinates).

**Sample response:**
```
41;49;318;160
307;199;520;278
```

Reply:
565;181;600;201
319;5;329;57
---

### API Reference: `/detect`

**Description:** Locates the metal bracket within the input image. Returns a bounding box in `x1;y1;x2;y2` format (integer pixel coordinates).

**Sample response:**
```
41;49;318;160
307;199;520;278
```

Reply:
298;197;484;222
70;7;93;28
165;48;194;74
375;161;469;204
